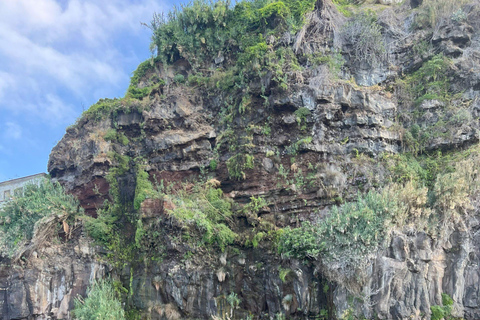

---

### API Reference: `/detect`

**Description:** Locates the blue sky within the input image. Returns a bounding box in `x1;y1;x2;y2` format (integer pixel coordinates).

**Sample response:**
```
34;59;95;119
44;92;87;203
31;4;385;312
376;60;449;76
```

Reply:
0;0;178;182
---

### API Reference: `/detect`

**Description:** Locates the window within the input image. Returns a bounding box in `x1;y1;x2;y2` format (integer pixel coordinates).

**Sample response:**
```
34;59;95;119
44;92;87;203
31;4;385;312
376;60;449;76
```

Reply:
4;190;11;200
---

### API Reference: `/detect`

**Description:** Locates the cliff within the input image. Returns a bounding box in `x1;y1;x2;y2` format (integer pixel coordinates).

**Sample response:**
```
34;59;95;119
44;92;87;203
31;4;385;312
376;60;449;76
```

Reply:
2;0;480;319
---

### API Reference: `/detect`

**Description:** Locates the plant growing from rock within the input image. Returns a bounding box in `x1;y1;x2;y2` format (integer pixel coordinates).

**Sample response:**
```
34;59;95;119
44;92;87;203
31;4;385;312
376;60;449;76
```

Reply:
73;279;126;320
0;178;80;258
341;10;386;67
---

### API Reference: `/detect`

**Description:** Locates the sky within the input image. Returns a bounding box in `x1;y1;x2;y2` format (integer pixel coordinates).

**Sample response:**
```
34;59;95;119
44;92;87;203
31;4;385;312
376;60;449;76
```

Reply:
0;0;176;182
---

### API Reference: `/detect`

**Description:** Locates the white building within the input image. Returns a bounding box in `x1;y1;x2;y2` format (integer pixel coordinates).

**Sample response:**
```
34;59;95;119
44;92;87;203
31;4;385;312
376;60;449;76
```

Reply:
0;173;47;206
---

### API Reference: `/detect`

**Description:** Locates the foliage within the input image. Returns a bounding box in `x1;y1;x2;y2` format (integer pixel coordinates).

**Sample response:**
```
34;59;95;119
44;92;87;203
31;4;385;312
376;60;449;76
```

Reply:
433;154;480;219
0;179;80;257
73;279;125;320
341;11;386;67
285;136;312;155
278;267;293;283
279;181;431;262
83;205;117;245
210;159;218;171
278;221;324;260
430;293;454;320
148;0;316;68
104;129;130;146
226;153;255;180
133;166;154;211
168;183;237;251
81;98;121;122
243;196;268;216
406;54;451;105
332;0;365;17
294;107;311;130
414;0;471;30
173;74;186;83
79;97;151;124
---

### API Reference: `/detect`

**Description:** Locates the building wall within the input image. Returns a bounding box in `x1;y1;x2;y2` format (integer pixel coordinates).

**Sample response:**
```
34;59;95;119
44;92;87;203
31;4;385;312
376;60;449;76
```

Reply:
0;173;47;205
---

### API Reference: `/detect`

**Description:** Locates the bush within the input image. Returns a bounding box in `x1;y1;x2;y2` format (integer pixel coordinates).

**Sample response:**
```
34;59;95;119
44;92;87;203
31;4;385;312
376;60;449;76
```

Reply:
406;54;451;105
226;153;255;180
173;74;185;83
341;11;386;67
168;183;237;251
73;279;125;320
0;179;80;257
104;129;130;146
430;293;454;320
148;0;316;68
278;180;432;262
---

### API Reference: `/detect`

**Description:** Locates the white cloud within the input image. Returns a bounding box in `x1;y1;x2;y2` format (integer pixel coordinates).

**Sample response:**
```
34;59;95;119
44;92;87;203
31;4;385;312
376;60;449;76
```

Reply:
0;27;124;94
0;0;166;125
0;0;160;46
4;122;22;140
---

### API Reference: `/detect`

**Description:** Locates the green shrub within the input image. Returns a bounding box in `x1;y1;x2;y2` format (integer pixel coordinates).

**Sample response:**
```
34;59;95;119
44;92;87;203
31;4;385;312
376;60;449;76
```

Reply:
430;293;454;320
133;166;154;211
168;183;237;251
209;159;218;171
294;107;311;130
406;54;451;105
82;206;117;245
278;221;324;260
279;188;417;261
226;153;255;180
73;279;125;320
104;129;130;146
148;0;316;68
173;74;185;83
0;179;80;257
81;98;121;122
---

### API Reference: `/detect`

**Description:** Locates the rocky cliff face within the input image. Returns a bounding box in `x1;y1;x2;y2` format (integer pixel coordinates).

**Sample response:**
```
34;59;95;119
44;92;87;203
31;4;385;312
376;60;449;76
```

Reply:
0;236;103;320
3;0;480;319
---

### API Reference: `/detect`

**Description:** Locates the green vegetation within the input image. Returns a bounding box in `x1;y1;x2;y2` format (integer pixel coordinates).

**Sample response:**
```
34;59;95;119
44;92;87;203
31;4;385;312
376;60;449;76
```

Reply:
168;183;237;251
73;279;125;320
0;179;80;257
133;166;154;211
294;107;311;130
405;54;452;106
104;129;130;146
279;144;480;280
430;294;454;320
227;153;255;180
126;58;165;100
278;267;293;283
148;0;316;67
279;190;403;261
